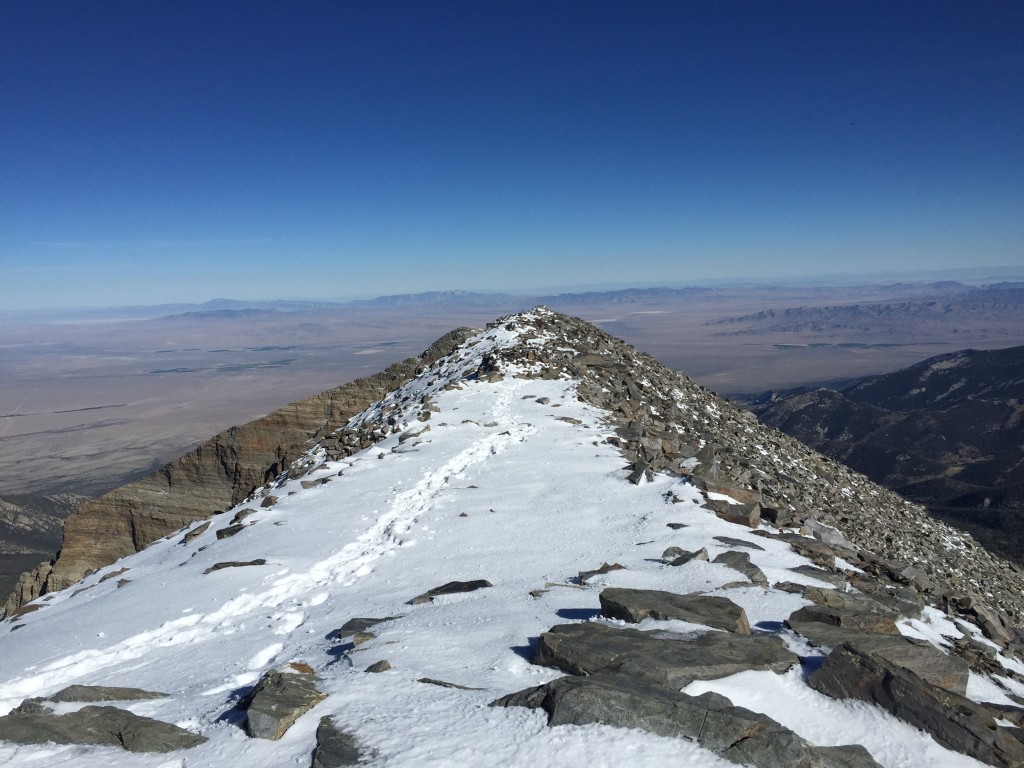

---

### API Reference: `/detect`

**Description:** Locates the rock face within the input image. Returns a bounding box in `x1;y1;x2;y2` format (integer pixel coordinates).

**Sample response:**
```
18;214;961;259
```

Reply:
3;329;475;617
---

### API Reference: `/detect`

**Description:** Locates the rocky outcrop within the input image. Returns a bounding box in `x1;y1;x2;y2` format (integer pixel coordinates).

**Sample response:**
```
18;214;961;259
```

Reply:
3;328;475;617
809;641;1024;767
493;674;882;768
0;699;205;753
533;622;797;686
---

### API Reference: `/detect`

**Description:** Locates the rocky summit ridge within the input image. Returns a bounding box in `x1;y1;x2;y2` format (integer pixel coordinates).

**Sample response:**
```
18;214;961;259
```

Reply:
2;307;1024;767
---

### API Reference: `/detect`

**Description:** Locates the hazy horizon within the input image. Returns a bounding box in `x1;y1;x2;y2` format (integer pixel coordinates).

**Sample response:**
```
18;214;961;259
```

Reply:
3;2;1022;311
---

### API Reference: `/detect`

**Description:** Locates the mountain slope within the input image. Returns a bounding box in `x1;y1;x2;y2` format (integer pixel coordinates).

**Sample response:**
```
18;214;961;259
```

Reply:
751;346;1024;562
2;328;476;616
2;309;1024;767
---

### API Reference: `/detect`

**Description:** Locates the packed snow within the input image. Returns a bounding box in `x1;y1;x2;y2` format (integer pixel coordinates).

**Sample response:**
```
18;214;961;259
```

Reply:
0;316;1001;766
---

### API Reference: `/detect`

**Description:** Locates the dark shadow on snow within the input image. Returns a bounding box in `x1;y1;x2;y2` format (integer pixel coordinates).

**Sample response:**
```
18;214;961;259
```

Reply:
555;608;602;621
510;637;540;661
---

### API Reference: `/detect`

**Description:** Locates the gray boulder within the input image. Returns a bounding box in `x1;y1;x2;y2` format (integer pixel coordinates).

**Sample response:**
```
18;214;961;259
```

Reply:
492;673;881;767
599;587;751;634
713;551;768;585
809;641;1024;767
243;665;327;740
0;703;206;752
312;716;362;767
533;622;796;687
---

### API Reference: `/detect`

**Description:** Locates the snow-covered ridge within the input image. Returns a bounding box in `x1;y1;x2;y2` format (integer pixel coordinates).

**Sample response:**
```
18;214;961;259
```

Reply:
1;308;1023;767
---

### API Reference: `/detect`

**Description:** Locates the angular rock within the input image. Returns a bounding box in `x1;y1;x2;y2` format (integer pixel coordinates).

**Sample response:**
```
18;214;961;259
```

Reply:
243;666;327;740
801;518;861;559
713;551;768;585
669;547;709;566
0;704;206;752
216;523;245;540
808;641;1024;767
365;660;391;673
599;587;751;634
787;604;899;635
786;620;969;694
181;521;210;544
492;673;881;768
578;562;625;582
533;622;796;687
337;616;400;637
312;716;362;768
713;502;762;528
203;559;266;575
410;579;492;604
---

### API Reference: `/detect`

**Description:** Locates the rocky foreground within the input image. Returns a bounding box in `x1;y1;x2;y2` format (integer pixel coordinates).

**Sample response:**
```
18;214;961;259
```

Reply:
2;307;1024;767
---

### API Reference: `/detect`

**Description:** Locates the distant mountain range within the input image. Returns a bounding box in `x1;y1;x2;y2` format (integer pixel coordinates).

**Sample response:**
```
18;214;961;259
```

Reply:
750;344;1024;562
6;279;1024;323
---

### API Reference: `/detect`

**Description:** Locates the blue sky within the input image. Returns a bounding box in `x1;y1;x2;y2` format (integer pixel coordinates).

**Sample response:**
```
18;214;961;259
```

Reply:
2;1;1022;309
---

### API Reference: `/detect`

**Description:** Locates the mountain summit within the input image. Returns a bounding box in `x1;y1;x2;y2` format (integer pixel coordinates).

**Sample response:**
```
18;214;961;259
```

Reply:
2;308;1024;767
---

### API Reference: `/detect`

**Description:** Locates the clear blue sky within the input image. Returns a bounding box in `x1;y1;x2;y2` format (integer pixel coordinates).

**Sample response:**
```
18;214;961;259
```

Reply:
2;1;1022;309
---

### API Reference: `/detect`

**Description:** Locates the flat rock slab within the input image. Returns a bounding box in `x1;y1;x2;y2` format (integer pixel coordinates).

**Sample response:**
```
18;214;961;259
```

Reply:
809;641;1024;767
533;622;797;688
243;667;327;740
801;586;904;618
714;536;765;551
49;685;169;703
493;673;881;768
578;562;626;582
410;579;492;604
599;587;751;634
785;619;969;694
787;604;899;635
0;704;206;752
